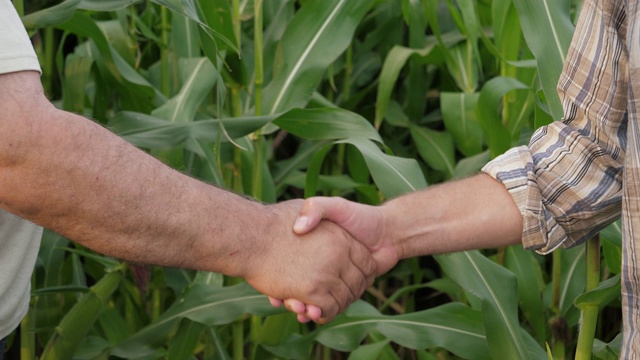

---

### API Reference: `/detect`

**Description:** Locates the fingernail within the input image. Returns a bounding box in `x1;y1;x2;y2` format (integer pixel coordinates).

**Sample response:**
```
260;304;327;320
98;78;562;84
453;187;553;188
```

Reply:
294;216;309;232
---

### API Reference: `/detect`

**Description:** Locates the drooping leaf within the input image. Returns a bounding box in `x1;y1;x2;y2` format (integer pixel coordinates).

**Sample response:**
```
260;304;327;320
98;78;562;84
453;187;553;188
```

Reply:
274;108;382;143
22;0;139;28
111;282;281;358
437;251;545;360
375;41;438;128
338;138;427;199
109;111;275;149
266;301;490;360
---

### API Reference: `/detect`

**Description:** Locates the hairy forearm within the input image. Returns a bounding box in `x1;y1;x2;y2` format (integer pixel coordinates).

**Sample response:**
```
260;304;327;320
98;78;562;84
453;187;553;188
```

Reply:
0;71;264;276
381;173;523;259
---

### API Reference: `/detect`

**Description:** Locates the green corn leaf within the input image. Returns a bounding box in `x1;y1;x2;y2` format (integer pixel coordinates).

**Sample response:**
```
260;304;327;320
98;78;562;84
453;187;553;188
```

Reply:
445;42;479;93
263;0;375;114
404;0;428;121
505;246;547;343
110;282;281;358
273;108;382;143
375;42;438;129
409;124;455;179
98;307;131;344
196;0;238;53
109;111;275;149
453;150;490;179
62;54;93;113
184;139;226;188
72;336;112;360
601;220;623;247
266;301;489;360
207;328;232;360
21;0;139;28
285;172;364;194
512;0;573;119
167;320;206;360
172;14;201;59
151;0;238;54
78;0;139;11
440;92;483;157
22;0;81;29
255;313;301;346
57;13;161;112
436;251;545;360
574;274;621;311
303;137;425;199
96;19;136;66
337;138;427;199
593;333;622;360
260;0;296;84
304;143;334;198
557;246;587;320
347;340;390;360
273;141;330;183
493;0;518;53
601;221;622;275
476;76;529;158
152;58;218;122
35;232;71;344
40;270;123;360
31;285;89;296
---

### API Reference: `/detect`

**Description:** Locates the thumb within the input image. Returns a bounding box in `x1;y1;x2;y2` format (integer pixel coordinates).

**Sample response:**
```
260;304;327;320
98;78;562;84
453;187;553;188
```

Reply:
293;197;352;235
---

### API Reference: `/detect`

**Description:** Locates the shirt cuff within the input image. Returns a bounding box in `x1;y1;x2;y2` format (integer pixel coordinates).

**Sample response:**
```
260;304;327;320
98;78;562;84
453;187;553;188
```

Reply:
482;146;567;254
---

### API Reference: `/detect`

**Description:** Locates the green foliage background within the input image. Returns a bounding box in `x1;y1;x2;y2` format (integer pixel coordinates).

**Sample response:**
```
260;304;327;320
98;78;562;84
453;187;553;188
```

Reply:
9;0;624;359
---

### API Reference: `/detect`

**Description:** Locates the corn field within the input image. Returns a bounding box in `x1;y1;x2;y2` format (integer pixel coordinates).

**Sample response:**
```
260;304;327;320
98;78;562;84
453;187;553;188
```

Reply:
7;0;624;359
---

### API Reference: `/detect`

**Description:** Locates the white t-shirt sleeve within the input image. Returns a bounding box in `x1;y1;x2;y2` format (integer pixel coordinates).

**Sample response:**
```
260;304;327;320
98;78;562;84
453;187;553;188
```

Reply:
0;0;41;74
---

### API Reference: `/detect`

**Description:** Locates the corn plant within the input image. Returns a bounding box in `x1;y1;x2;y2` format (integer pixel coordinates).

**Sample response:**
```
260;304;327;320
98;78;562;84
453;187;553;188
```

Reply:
10;0;623;359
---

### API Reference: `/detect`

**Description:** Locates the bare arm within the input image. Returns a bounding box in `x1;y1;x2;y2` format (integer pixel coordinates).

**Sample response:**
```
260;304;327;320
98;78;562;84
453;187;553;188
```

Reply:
380;173;523;258
294;173;522;270
273;173;522;321
0;71;375;321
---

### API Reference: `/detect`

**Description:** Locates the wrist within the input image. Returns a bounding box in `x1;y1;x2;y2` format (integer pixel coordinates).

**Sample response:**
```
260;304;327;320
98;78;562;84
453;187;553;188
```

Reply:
199;194;272;278
379;201;405;262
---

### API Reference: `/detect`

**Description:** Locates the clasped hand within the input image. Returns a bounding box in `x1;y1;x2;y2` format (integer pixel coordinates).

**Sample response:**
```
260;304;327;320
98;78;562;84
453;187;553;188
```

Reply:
264;197;399;323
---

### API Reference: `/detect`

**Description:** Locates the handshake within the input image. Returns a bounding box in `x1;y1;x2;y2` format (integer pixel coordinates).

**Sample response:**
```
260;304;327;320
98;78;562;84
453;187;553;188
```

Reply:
246;196;400;325
242;174;522;324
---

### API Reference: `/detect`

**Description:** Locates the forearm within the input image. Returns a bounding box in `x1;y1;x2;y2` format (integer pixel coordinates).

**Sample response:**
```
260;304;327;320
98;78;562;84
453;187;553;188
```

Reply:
381;173;523;259
0;71;264;276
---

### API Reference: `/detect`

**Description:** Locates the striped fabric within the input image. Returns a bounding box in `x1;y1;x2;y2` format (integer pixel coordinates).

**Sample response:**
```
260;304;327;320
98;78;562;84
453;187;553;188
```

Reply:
482;0;640;356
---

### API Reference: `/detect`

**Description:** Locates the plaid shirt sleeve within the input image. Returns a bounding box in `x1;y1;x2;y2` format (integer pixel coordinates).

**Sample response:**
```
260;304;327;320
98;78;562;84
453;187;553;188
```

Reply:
482;0;627;254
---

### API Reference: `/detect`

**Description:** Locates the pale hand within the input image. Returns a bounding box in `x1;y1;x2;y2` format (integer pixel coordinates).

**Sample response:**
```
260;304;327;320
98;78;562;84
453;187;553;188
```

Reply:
269;197;399;322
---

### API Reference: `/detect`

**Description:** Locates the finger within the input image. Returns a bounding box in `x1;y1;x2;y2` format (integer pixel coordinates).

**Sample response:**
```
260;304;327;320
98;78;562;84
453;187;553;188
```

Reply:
293;199;324;235
305;305;322;322
297;313;312;323
283;298;306;314
314;291;339;324
293;197;351;235
268;296;283;308
347;239;378;295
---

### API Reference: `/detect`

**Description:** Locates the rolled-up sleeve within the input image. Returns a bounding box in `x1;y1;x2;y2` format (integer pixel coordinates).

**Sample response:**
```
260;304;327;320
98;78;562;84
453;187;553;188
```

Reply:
482;0;627;254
